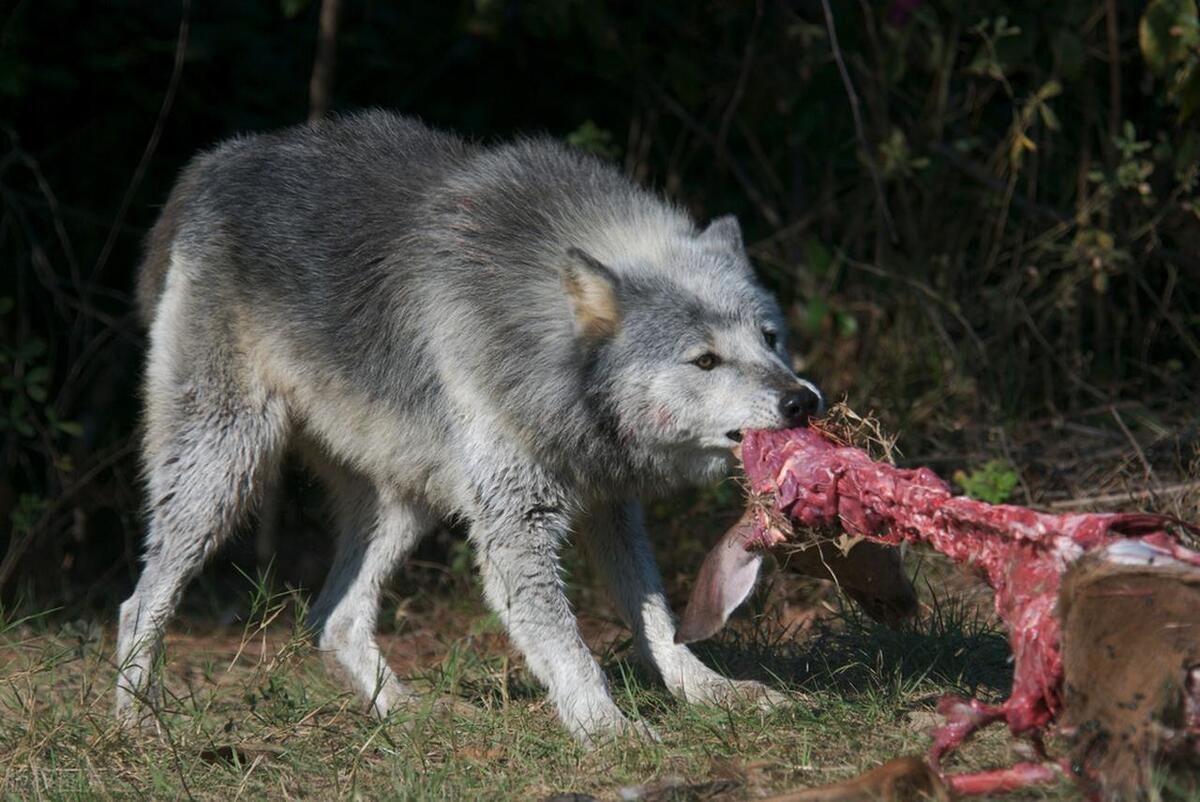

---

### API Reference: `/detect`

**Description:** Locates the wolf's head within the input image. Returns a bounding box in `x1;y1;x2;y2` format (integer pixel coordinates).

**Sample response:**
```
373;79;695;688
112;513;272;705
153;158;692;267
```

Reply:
565;214;823;487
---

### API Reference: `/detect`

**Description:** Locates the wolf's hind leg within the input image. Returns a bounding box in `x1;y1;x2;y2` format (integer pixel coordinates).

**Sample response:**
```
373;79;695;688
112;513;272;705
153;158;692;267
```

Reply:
307;476;435;717
580;501;787;709
116;392;288;727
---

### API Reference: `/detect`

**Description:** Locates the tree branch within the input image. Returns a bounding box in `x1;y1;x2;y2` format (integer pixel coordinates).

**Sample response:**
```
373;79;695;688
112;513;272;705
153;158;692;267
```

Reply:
819;0;897;244
308;0;342;122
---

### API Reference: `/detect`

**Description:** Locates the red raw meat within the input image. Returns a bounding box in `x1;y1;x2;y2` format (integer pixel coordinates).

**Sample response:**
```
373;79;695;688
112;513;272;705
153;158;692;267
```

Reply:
681;426;1200;797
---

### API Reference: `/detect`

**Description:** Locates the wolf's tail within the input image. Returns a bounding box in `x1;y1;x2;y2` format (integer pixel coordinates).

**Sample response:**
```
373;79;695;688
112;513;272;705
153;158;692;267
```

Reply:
135;165;200;328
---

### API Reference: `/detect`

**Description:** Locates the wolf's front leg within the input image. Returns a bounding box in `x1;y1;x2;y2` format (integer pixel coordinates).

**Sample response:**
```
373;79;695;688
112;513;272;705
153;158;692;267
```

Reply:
469;490;651;746
581;501;786;709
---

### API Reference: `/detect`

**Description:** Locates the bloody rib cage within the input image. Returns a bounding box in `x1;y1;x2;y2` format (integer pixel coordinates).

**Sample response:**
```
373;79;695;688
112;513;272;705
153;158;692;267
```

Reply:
680;422;1200;798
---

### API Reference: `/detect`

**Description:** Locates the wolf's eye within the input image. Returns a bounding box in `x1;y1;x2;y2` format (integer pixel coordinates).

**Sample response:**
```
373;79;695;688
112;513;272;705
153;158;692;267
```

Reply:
762;329;778;349
692;352;721;370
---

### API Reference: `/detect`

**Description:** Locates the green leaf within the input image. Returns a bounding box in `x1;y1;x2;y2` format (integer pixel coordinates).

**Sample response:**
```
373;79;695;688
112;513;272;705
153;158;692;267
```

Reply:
1034;80;1062;102
17;338;46;360
54;420;83;438
953;460;1019;504
1038;102;1060;132
836;312;859;338
565;120;620;160
1173;57;1200;120
802;296;829;335
1174;130;1200;171
280;0;311;19
1053;30;1086;81
802;238;832;277
1140;0;1198;74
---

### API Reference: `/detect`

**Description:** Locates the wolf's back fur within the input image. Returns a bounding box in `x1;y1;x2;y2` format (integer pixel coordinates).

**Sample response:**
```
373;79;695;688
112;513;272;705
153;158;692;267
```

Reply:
118;111;815;741
139;112;745;493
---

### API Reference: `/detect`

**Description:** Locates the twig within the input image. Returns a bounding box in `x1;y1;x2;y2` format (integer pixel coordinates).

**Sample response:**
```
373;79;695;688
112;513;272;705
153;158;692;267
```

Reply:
1;0;31;46
7;146;80;287
87;0;190;289
0;440;137;591
716;0;762;158
818;0;897;244
1014;298;1109;404
652;88;782;227
4;189;144;235
1130;263;1200;362
1110;406;1158;485
842;256;987;360
996;428;1034;506
1105;0;1121;164
933;142;1200;285
1046;481;1200;510
308;0;342;122
736;118;787;197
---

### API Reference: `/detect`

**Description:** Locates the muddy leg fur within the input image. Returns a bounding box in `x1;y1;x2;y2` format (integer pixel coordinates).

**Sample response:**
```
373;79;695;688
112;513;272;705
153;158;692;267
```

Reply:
581;502;785;708
306;469;435;717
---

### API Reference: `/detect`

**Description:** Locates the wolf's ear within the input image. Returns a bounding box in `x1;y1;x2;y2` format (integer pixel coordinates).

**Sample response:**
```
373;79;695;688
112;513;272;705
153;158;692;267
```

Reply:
563;247;622;339
699;214;743;251
675;511;765;644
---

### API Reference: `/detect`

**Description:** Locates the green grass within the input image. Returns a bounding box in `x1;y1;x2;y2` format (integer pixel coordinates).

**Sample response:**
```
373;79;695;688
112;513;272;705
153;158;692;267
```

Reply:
0;575;1093;802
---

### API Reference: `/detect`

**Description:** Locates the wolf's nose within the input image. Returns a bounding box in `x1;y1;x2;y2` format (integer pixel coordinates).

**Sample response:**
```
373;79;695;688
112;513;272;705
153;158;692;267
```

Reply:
779;387;822;427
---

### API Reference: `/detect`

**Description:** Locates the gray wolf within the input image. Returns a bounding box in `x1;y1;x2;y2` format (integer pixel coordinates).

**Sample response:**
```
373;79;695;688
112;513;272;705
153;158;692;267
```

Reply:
116;110;823;743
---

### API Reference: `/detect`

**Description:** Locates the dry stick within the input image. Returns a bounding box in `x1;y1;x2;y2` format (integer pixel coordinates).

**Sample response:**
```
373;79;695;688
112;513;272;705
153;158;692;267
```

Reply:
1105;0;1121;154
737;118;787;197
1110;406;1158;485
0;440;136;590
624;106;643;179
1130;265;1200;362
818;0;897;244
842;256;987;359
9;147;80;287
87;0;190;289
715;0;762;159
996;427;1035;506
308;0;342;122
653;88;782;227
1015;298;1110;404
935;140;1200;280
1046;480;1200;511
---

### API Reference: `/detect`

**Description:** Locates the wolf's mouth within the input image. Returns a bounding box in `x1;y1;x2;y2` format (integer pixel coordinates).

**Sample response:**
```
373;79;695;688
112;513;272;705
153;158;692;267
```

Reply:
725;430;744;443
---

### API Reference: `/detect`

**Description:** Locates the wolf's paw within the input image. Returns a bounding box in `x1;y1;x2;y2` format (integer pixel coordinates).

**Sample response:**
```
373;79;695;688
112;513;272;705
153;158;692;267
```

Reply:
115;704;154;732
679;675;791;710
114;695;165;736
656;646;790;710
603;715;660;746
361;681;422;720
389;694;478;731
566;700;659;748
719;678;791;710
115;673;163;734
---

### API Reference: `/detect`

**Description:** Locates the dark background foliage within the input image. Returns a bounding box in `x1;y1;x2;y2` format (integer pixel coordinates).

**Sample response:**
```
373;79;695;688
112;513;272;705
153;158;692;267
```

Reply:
2;0;1198;611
